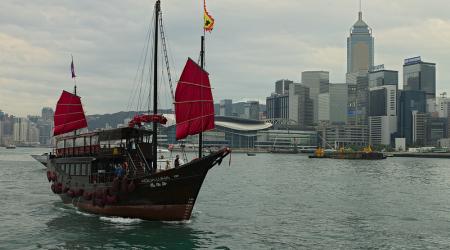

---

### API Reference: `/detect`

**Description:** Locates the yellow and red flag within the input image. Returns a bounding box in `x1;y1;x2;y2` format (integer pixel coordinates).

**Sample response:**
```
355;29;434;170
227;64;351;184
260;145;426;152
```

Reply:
203;0;215;32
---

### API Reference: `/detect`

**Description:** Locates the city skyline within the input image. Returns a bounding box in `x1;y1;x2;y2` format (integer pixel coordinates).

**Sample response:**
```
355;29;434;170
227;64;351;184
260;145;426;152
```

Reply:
1;0;450;116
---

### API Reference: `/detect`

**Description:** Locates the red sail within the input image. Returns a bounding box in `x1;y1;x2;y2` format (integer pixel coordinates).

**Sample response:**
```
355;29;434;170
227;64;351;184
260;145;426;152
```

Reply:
175;58;215;140
53;90;88;136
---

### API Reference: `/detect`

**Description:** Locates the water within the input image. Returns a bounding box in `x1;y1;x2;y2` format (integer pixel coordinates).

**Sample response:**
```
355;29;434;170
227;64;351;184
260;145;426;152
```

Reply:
2;148;450;249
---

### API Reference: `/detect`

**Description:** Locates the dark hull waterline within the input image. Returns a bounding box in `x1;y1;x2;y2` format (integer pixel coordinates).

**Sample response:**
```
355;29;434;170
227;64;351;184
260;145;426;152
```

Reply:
45;148;230;221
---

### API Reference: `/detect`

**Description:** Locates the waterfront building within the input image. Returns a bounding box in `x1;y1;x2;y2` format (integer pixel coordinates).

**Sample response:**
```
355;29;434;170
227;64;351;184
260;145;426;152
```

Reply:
426;117;448;146
275;79;293;95
231;101;260;120
436;94;450;118
368;66;398;89
412;111;426;146
266;93;289;120
346;73;369;125
214;103;220;115
318;83;348;125
369;116;397;146
219;99;233;117
317;124;369;148
398;90;427;145
13;117;31;144
41;107;54;122
347;9;374;75
232;102;245;117
369;85;397;117
368;85;397;146
288;83;313;129
301;71;330;123
255;130;318;150
163;115;272;148
243;101;260;120
347;83;357;125
403;57;436;100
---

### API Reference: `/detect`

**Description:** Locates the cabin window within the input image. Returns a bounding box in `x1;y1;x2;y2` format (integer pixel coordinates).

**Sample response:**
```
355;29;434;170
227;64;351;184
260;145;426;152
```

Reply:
92;136;98;145
66;140;73;147
70;164;76;175
87;164;92;175
56;140;64;149
75;138;84;147
76;163;82;176
81;164;86;176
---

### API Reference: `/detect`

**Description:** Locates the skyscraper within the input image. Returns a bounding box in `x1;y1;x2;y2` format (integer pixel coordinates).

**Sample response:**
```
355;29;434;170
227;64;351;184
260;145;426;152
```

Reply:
288;83;313;129
368;67;398;89
301;71;329;123
368;85;397;146
347;9;374;75
398;90;426;145
403;57;436;100
318;83;348;125
219;99;233;117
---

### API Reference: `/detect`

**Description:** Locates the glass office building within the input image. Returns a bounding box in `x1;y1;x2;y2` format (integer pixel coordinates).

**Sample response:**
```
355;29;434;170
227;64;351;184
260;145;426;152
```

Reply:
403;57;436;100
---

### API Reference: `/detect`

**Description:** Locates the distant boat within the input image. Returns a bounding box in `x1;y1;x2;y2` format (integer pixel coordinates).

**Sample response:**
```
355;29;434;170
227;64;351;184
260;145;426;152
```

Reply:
309;146;386;160
5;144;16;149
247;153;256;156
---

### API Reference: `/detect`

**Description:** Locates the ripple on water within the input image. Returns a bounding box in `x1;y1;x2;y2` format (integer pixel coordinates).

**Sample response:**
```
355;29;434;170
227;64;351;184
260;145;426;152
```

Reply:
3;150;450;249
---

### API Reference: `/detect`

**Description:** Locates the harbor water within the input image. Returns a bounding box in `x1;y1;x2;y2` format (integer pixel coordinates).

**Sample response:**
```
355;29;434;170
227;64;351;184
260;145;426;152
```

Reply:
2;148;450;249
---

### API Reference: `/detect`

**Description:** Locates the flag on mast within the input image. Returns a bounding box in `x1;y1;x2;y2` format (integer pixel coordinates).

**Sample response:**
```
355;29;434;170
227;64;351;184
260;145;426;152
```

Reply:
203;0;215;32
71;55;76;78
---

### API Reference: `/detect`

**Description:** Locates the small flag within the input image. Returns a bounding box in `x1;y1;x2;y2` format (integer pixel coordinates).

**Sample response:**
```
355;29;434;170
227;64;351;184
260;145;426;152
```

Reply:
204;0;215;32
71;55;76;78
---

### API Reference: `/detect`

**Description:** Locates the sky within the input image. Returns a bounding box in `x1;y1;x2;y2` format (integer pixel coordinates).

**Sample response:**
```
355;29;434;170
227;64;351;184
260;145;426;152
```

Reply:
1;0;450;116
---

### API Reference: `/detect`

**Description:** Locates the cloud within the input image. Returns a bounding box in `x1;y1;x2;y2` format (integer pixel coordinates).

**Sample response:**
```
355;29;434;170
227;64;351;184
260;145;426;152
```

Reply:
1;0;449;116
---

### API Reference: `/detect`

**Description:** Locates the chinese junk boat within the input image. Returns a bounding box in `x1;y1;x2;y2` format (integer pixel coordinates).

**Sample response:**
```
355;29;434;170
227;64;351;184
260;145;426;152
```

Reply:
39;1;230;221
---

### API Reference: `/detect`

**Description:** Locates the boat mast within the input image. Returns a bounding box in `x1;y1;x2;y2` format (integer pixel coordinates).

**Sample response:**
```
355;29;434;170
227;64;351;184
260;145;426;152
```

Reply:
152;0;160;171
199;35;205;158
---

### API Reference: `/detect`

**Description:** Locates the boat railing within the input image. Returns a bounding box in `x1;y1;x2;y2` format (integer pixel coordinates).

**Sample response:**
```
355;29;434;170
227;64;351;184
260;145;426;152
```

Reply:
125;151;139;177
89;171;115;184
136;143;151;173
55;145;101;157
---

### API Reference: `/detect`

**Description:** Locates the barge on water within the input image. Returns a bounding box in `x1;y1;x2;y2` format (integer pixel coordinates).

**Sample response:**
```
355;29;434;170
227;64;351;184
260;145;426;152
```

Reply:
309;147;386;160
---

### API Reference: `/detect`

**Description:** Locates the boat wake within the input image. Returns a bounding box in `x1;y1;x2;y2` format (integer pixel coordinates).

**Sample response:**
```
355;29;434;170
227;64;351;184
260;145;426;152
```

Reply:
75;210;95;217
99;216;143;224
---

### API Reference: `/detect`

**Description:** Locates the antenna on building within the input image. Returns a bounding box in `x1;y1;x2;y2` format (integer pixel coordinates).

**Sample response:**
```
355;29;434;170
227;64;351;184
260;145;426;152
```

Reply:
358;0;362;20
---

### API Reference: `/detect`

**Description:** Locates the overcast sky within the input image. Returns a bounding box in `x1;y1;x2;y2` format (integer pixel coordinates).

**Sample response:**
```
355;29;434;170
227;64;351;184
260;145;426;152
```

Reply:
1;0;450;116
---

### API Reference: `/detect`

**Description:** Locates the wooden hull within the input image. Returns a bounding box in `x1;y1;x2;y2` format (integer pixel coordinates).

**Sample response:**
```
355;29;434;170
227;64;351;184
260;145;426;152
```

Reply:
45;149;230;221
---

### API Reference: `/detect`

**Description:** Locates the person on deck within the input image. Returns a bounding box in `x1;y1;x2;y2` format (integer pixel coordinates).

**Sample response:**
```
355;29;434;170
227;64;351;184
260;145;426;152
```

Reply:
174;155;180;168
